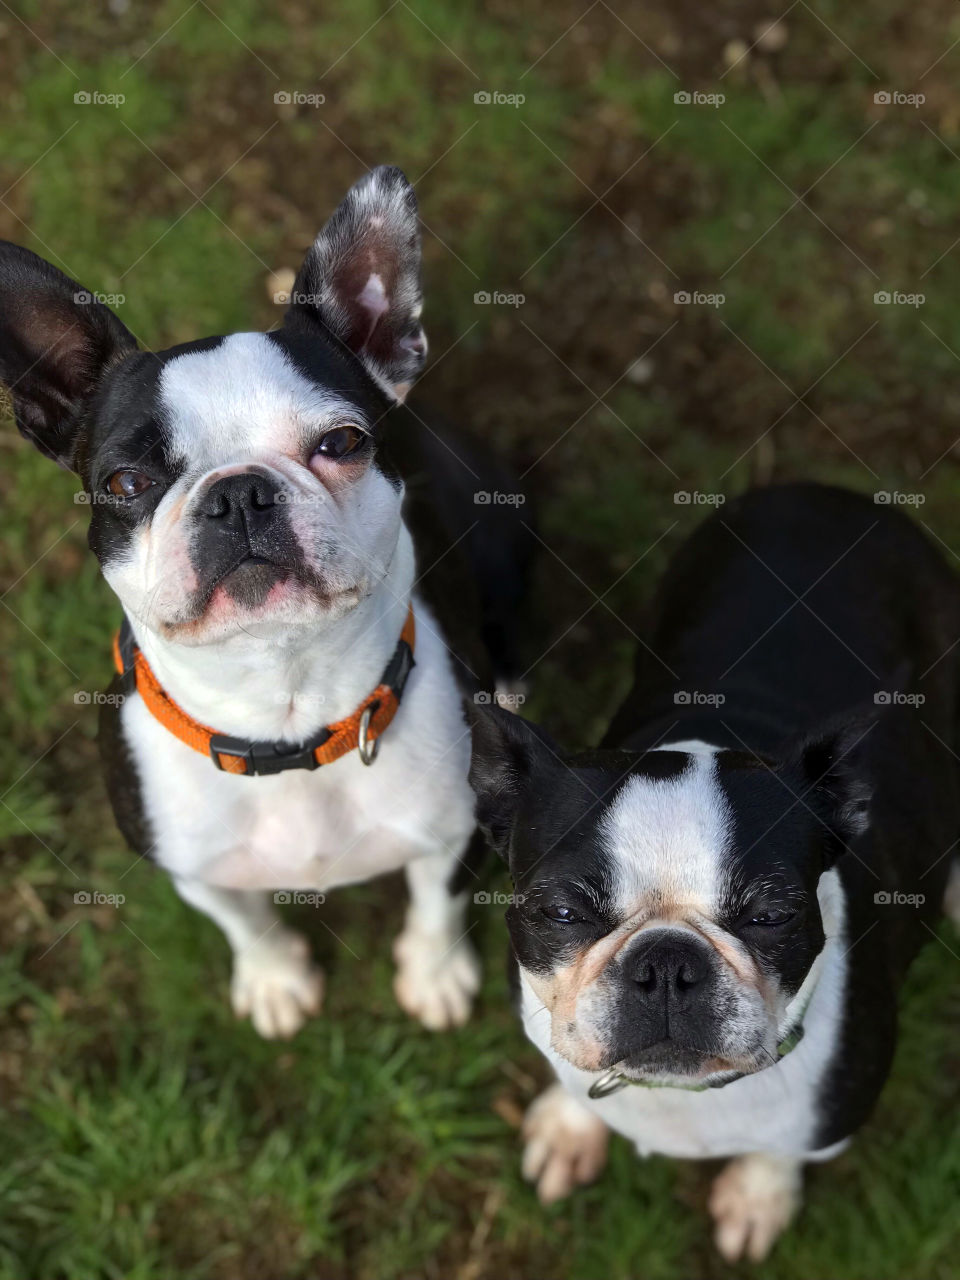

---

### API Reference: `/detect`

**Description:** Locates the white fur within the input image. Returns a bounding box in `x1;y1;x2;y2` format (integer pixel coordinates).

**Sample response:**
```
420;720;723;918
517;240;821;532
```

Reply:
599;751;733;917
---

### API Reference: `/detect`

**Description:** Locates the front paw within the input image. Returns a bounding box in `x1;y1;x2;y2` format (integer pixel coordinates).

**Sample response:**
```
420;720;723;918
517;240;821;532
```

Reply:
392;929;480;1029
522;1083;610;1204
709;1153;802;1262
231;929;324;1039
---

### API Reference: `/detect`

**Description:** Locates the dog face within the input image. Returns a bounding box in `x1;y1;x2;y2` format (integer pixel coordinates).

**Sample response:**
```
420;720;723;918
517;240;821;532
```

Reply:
0;166;426;644
468;708;869;1086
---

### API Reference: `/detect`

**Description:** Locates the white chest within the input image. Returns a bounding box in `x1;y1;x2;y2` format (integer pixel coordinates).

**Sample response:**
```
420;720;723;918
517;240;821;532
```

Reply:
118;609;476;891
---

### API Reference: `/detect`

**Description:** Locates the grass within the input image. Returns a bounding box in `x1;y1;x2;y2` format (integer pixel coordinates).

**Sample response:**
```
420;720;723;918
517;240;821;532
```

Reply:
1;1;960;1276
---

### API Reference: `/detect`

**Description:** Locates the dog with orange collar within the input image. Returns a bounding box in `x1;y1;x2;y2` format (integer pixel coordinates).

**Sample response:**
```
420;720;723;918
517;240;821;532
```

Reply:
0;166;530;1039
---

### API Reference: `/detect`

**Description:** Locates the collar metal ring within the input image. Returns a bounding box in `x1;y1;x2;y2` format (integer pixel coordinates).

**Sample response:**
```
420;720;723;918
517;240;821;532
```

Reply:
358;706;381;766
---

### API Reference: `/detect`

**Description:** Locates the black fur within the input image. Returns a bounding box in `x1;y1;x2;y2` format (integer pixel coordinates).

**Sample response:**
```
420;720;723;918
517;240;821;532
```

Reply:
470;484;960;1143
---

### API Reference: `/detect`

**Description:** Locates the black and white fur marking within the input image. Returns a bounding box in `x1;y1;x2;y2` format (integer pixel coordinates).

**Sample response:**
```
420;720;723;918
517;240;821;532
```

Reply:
1;166;528;1039
468;484;960;1260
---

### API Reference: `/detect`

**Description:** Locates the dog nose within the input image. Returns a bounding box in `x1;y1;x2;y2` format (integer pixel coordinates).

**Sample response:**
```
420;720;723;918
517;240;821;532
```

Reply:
627;931;711;999
201;472;277;522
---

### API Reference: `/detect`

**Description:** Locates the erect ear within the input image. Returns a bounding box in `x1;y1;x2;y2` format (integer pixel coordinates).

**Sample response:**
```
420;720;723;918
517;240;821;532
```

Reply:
0;242;137;469
286;165;426;403
466;702;560;860
788;714;874;858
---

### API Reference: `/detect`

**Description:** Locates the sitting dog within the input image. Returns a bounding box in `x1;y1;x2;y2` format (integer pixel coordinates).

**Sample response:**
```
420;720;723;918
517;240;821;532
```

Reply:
1;166;529;1039
468;483;960;1260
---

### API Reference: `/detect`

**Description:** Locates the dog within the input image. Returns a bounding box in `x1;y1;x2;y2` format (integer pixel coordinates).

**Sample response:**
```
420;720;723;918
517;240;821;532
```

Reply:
468;483;960;1261
1;165;530;1039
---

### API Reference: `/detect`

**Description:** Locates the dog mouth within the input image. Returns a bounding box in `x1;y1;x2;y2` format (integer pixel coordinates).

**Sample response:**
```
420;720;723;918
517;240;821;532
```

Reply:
613;1039;753;1083
214;555;297;608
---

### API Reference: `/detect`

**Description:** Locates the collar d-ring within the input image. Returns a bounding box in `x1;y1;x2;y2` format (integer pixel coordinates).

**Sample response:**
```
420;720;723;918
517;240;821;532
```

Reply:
357;704;381;765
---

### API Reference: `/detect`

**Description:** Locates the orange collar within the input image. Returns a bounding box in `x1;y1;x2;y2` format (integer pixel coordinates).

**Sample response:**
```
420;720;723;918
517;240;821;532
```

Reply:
113;606;416;776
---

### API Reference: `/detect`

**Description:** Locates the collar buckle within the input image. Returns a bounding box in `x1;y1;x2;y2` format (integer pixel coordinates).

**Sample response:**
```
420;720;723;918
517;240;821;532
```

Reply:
209;731;329;776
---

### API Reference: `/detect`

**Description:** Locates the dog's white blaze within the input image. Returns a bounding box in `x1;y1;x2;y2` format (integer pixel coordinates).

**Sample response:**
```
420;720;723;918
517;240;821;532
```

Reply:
160;332;357;468
599;752;734;915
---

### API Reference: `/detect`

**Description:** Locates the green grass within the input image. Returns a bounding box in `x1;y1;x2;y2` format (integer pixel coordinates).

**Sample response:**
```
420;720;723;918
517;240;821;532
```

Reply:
2;1;960;1276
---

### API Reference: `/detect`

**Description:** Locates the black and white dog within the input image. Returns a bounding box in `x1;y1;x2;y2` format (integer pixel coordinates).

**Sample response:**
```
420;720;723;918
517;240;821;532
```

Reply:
469;484;960;1261
1;166;528;1039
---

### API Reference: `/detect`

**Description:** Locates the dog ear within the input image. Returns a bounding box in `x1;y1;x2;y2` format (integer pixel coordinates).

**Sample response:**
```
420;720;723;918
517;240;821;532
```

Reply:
788;714;874;860
0;242;137;469
286;165;426;402
466;702;559;860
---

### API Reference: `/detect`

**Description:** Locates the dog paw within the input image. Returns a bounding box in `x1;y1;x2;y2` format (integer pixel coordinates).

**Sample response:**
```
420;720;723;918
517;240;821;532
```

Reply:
392;929;481;1029
521;1083;610;1204
231;929;324;1039
709;1153;802;1262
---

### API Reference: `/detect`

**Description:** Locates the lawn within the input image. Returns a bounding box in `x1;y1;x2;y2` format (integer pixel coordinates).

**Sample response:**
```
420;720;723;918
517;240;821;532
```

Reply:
1;1;960;1277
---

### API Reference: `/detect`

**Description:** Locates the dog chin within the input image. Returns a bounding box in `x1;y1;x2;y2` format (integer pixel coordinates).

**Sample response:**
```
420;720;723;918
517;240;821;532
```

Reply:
156;574;364;644
599;1040;765;1088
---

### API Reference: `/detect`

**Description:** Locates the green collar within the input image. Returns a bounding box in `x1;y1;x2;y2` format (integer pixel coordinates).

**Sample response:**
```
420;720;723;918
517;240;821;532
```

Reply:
587;1003;810;1100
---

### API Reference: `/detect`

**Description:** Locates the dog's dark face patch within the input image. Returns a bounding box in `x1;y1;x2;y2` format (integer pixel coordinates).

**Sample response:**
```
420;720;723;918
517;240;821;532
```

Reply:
469;707;864;1084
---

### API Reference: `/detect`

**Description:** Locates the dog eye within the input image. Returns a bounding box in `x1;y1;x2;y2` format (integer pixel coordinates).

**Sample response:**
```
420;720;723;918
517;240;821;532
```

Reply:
106;470;154;498
747;908;795;927
541;903;583;924
312;425;367;459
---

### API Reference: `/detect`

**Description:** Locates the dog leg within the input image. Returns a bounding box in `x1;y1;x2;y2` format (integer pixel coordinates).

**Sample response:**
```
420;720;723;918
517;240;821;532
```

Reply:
709;1152;802;1262
393;852;481;1030
173;878;323;1039
521;1082;610;1204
